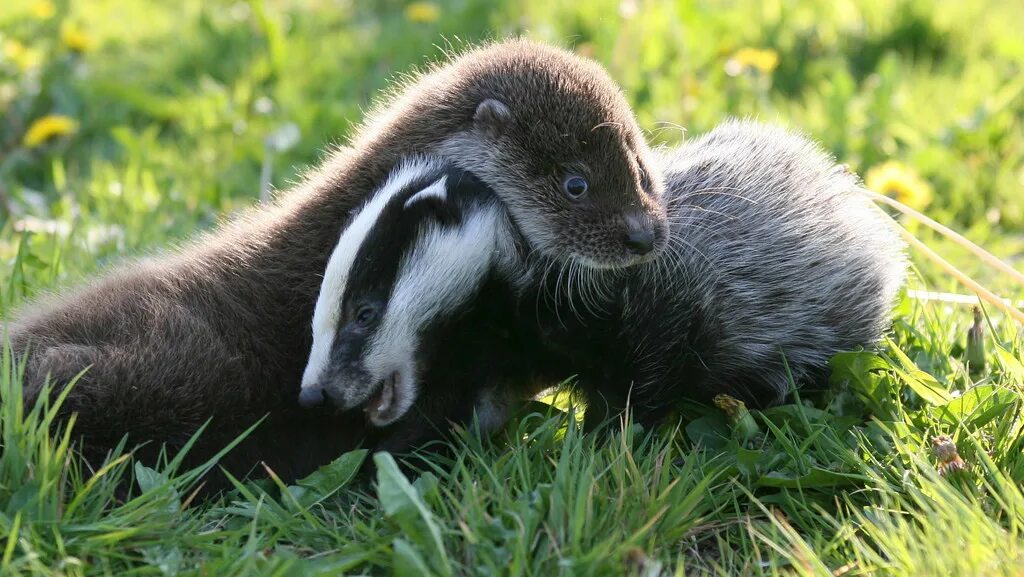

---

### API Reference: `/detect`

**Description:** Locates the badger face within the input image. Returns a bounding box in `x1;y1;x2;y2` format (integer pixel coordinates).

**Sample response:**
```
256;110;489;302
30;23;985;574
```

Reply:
300;157;511;426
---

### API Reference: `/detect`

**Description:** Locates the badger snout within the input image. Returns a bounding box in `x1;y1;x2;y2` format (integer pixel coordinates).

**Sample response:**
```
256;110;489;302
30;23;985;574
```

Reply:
297;363;364;409
298;376;360;409
297;369;410;426
298;383;327;408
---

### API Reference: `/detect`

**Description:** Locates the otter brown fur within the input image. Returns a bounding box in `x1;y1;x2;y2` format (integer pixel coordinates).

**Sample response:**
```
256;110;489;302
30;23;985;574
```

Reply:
6;39;665;484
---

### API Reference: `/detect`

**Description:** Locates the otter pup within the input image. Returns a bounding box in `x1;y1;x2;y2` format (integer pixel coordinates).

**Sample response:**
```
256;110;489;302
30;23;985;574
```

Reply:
304;121;906;430
8;39;663;481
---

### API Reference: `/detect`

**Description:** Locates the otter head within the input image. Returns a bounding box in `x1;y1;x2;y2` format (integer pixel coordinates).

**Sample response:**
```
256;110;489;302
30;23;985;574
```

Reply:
435;40;668;270
300;157;516;426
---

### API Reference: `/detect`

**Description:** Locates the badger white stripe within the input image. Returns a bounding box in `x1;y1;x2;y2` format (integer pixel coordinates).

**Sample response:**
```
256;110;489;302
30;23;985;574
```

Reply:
362;204;505;424
301;157;448;390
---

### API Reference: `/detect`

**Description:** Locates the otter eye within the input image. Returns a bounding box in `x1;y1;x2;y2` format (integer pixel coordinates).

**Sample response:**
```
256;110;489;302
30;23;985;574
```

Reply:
563;175;589;199
354;305;378;328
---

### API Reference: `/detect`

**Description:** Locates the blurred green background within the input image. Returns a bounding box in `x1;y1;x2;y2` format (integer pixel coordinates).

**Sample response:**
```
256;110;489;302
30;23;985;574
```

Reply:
1;0;1023;313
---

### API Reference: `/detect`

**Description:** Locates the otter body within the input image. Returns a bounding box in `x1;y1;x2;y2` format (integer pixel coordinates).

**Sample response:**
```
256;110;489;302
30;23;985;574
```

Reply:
8;40;663;483
305;121;906;430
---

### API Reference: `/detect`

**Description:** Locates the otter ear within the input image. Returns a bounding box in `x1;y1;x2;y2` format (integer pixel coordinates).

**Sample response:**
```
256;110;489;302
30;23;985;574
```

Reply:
473;99;511;138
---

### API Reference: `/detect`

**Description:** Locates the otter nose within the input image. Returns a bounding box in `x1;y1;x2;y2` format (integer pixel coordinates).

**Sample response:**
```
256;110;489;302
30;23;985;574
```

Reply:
623;215;656;256
298;384;326;408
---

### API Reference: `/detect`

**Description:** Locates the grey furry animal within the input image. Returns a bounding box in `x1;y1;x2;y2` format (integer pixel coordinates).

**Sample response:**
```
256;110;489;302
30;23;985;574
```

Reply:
547;119;907;422
6;39;665;484
302;120;906;430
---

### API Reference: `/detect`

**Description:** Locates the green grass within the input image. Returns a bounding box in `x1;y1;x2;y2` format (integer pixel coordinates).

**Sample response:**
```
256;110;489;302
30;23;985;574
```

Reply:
2;0;1024;574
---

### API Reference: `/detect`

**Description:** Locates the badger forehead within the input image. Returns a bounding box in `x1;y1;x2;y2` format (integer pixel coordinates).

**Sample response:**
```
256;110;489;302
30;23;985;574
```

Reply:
302;156;451;387
365;208;501;358
302;155;509;389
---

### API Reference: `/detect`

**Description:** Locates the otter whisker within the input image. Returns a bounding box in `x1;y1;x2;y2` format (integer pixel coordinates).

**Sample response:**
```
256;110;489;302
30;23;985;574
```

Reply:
664;222;720;239
537;255;567;329
566;259;585;321
551;257;573;327
648;121;687;137
667;187;756;206
665;185;742;202
579;261;610;317
668;205;740;221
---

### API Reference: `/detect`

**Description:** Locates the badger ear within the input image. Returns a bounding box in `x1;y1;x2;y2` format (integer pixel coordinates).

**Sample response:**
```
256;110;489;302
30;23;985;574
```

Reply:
404;177;448;209
404;177;459;225
473;99;511;138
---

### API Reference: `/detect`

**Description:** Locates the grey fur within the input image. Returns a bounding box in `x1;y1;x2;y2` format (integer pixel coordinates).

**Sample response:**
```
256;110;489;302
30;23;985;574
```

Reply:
641;120;905;401
530;119;907;419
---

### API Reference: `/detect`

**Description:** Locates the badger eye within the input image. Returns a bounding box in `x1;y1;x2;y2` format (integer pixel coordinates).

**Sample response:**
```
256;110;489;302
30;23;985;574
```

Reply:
354;305;378;327
563;175;589;199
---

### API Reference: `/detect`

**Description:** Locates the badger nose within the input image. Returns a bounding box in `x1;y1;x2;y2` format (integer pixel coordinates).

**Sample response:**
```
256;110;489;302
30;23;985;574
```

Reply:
298;385;326;408
623;215;656;256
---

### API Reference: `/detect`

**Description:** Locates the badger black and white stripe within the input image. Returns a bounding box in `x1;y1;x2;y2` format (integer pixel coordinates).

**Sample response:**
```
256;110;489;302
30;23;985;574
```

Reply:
305;121;906;429
299;156;528;427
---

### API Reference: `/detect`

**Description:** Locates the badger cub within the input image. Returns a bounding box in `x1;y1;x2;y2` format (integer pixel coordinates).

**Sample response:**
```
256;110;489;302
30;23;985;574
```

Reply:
300;156;548;433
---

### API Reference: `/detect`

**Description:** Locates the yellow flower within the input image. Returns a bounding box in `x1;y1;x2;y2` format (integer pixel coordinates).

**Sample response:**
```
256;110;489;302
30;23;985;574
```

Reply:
725;47;780;76
23;115;79;148
30;0;56;19
3;39;41;70
865;161;933;210
404;2;440;24
3;39;42;71
60;21;92;53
